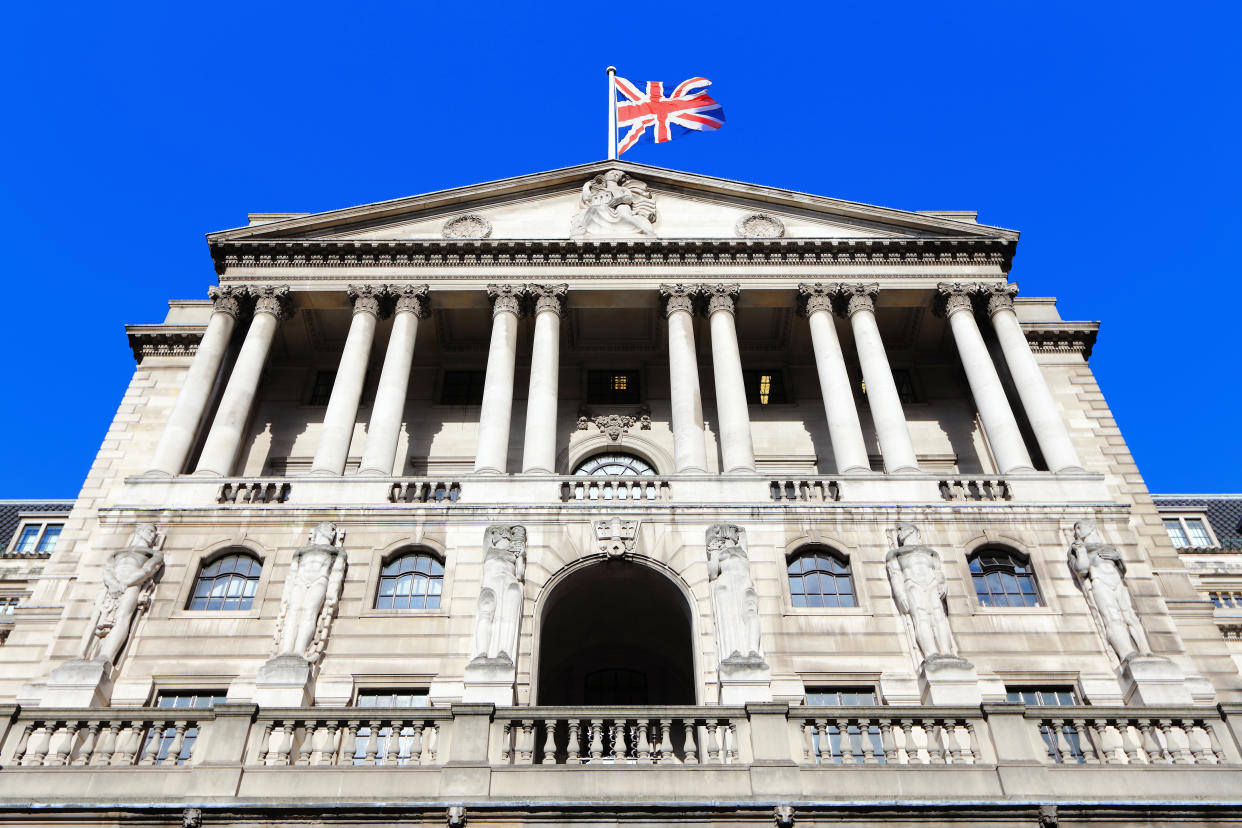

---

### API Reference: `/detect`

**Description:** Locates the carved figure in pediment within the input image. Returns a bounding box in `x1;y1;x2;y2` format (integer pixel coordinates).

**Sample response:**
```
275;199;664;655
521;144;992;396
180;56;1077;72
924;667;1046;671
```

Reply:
1068;519;1152;662
570;170;657;238
80;524;164;665
472;525;527;664
272;522;347;662
885;522;958;666
706;523;765;666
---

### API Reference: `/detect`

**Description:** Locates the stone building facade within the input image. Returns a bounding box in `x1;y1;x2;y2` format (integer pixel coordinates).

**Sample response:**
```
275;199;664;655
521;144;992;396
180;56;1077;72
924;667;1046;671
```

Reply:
0;162;1239;826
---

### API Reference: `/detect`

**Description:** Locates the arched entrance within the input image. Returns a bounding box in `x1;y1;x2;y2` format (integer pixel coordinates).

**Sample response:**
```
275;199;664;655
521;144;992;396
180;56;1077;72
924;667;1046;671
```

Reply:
536;559;696;705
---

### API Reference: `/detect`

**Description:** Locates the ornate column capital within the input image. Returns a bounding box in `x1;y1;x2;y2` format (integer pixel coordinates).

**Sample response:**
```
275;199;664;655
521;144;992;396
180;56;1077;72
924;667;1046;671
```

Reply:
392;284;431;317
248;285;292;320
797;282;836;317
207;285;248;320
486;284;524;317
346;284;388;318
702;283;741;316
983;282;1019;316
659;283;699;317
836;282;880;317
936;282;981;317
527;283;568;317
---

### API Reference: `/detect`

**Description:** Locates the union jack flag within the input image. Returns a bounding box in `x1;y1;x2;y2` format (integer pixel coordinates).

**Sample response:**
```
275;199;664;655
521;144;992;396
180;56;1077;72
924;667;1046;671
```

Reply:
614;76;726;155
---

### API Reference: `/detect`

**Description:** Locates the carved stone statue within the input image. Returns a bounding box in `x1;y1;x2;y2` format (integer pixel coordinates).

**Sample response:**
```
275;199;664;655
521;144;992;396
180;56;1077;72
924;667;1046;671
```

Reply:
885;523;959;666
1068;520;1153;662
80;524;164;665
271;522;347;662
471;525;527;665
570;170;657;238
706;523;765;666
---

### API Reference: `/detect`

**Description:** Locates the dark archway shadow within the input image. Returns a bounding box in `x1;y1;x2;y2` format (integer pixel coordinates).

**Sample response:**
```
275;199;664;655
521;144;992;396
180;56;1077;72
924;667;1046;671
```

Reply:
536;560;696;705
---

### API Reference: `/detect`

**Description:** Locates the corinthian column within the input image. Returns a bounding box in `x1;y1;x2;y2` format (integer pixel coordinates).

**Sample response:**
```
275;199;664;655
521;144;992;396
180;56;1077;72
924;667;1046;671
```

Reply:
195;286;291;476
521;284;567;473
147;286;247;476
984;284;1084;472
703;284;755;473
798;284;870;473
938;283;1033;474
310;286;387;475
359;285;430;476
837;284;919;473
660;284;708;473
474;285;523;473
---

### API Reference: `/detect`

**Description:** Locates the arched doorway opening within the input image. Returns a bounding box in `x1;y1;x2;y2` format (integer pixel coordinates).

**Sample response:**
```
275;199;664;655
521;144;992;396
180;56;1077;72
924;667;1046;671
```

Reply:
536;560;696;705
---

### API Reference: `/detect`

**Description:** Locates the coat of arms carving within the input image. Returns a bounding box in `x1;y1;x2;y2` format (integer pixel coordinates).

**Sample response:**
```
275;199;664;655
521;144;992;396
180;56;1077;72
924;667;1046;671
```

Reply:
595;517;639;558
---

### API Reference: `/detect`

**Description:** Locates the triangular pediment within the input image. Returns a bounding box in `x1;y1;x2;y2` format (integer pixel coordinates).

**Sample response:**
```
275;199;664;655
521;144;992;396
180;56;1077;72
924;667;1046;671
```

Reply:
208;161;1017;244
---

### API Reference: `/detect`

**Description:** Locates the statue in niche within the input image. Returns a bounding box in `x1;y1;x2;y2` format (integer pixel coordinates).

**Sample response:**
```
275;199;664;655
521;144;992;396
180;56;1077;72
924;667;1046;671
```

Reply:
1068;519;1153;662
885;522;960;666
471;525;527;665
706;523;765;666
570;169;658;238
271;522;347;662
80;524;164;665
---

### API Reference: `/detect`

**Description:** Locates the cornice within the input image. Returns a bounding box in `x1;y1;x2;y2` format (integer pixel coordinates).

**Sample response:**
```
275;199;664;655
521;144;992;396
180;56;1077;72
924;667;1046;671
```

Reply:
209;236;1015;274
1021;321;1099;359
126;324;205;363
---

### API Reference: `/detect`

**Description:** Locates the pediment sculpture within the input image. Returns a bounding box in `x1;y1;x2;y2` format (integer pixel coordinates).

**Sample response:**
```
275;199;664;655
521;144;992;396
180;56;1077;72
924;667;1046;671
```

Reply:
570;170;658;238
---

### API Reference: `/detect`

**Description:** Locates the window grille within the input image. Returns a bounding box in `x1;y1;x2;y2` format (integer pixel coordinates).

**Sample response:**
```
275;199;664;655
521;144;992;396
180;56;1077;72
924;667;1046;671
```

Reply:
573;453;656;477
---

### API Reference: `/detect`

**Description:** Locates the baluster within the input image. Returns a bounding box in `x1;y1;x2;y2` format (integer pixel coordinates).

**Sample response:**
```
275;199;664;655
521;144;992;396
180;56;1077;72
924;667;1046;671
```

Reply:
589;719;604;761
10;722;34;766
342;721;360;765
73;721;101;767
320;721;340;765
53;720;81;766
255;721;274;765
364;719;381;766
426;723;439;763
800;721;816;762
965;720;982;763
879;720;897;763
812;719;830;763
658;718;677;764
1119;719;1142;763
409;722;426;766
540;719;558;765
277;720;297;766
566;719;581;764
1204;720;1226;764
1089;719;1112;765
1039;720;1059;763
137;719;163;766
1065;718;1094;764
297;720;315;766
1138;719;1165;764
1052;719;1075;763
927;721;946;764
611;720;627;762
704;719;721;763
520;719;536;765
899;719;917;764
726;719;739;764
385;719;402;765
837;718;855;764
1156;719;1183;764
633;720;650;764
24;724;51;766
861;719;877;764
1172;719;1196;764
167;721;189;765
499;722;513;764
946;720;966;763
681;719;698;764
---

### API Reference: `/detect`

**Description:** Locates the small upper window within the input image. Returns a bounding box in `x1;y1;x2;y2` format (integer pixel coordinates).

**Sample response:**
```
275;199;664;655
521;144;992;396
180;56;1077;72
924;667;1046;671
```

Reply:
1208;591;1242;608
969;548;1042;607
587;370;641;405
788;548;856;608
1164;516;1214;548
0;597;20;616
573;452;656;477
376;552;444;610
188;552;262;611
309;370;336;406
804;687;876;706
441;370;486;405
356;688;431;708
10;522;63;556
144;691;226;765
1005;686;1078;705
743;370;788;405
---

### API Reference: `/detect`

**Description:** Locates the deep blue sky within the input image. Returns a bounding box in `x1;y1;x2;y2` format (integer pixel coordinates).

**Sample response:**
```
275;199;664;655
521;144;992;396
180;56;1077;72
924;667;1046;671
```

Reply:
1;2;1238;497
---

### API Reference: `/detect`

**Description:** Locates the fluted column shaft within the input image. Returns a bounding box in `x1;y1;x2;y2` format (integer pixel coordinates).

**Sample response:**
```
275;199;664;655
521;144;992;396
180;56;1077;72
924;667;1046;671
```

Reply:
799;284;871;473
195;286;290;476
521;285;567;474
147;287;245;476
704;285;755;473
840;284;919;473
311;286;385;475
939;285;1034;474
474;286;523;473
359;286;429;476
661;285;708;473
986;285;1084;472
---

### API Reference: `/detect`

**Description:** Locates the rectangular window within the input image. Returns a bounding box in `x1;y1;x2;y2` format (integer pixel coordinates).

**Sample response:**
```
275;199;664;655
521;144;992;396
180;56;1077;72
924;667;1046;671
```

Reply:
352;689;431;765
1164;519;1189;547
144;691;227;765
1164;515;1215;548
1185;519;1212;548
10;522;64;557
803;686;881;764
743;370;788;405
586;370;641;405
440;370;486;405
13;527;39;554
309;371;336;406
804;687;877;706
37;525;61;553
0;597;19;615
1006;685;1082;763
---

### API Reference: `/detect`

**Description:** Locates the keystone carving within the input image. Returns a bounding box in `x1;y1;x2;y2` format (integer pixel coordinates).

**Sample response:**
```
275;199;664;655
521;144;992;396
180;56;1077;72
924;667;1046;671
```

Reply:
576;406;652;441
595;517;639;558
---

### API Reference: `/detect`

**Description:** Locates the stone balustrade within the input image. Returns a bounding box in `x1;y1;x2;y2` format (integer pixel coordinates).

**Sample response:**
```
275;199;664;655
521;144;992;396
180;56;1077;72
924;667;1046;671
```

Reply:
389;480;462;504
7;707;212;767
795;708;981;765
769;479;841;502
559;477;672;503
252;711;447;766
939;478;1012;501
1027;708;1228;765
217;480;291;504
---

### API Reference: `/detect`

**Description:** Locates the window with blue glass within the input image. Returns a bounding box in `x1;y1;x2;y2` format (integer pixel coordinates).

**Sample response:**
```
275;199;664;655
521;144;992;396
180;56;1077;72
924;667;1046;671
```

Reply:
375;552;444;610
802;687;883;763
1007;686;1084;763
144;691;227;764
969;548;1042;607
187;552;262;611
788;549;856;608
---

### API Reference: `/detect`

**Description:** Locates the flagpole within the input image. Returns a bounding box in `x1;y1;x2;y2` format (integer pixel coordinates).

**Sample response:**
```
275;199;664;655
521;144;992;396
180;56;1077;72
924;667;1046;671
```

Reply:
606;66;617;160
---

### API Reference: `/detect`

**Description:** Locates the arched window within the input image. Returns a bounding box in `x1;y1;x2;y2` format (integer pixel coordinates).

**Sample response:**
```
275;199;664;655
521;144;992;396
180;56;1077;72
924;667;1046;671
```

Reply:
969;548;1042;607
788;548;856;608
376;552;444;610
573;452;656;477
188;552;262;611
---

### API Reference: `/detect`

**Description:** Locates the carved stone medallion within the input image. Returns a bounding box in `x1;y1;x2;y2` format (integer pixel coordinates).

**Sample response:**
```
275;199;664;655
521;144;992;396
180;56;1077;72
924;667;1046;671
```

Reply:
442;215;492;239
735;213;785;238
595;517;639;558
